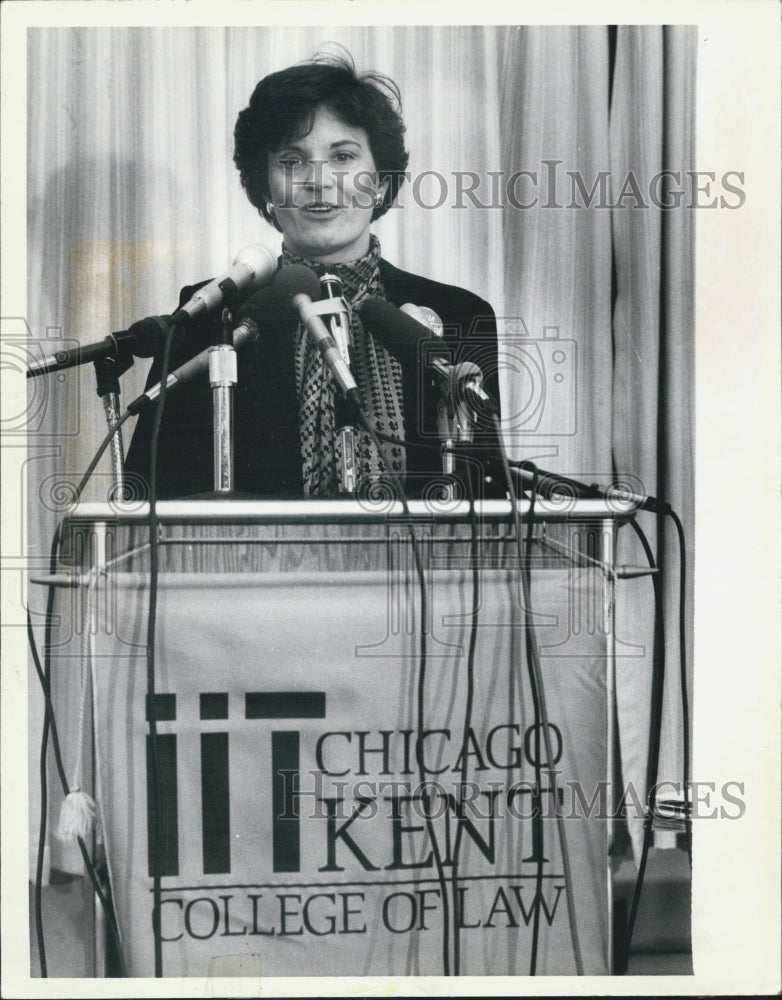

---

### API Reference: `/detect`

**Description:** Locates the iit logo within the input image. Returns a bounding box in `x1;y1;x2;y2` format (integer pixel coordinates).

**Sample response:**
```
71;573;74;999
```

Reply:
145;690;325;878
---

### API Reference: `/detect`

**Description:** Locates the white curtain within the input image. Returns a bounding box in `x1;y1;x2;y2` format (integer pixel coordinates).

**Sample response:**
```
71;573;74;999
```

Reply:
26;25;694;873
500;25;695;854
609;26;696;848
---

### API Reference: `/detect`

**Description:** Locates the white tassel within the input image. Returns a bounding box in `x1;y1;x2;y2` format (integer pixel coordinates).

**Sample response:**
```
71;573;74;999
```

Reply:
55;583;100;845
55;787;96;842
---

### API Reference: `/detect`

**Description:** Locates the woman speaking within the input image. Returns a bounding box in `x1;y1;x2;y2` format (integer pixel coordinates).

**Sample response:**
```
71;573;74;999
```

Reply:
125;52;500;500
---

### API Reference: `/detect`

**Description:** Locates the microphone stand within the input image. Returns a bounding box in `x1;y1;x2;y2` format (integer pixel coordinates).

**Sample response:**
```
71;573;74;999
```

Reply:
209;308;237;493
319;274;357;495
93;353;134;500
434;361;484;502
334;396;358;495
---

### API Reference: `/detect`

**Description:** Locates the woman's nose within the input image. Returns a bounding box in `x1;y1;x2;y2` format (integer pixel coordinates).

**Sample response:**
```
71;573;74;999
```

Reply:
298;158;334;190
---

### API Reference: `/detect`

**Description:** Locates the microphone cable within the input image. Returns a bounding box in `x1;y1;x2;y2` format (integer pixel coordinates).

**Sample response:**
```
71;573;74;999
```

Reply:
35;313;179;978
30;313;180;978
370;425;692;966
28;521;128;976
492;414;584;976
620;515;661;962
623;506;694;961
522;468;546;975
30;526;60;978
355;408;453;977
29;404;143;978
447;461;481;976
144;314;181;978
669;509;692;866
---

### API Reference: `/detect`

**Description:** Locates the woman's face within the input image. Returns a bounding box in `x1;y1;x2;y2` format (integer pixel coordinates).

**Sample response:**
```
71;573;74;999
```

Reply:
266;106;388;263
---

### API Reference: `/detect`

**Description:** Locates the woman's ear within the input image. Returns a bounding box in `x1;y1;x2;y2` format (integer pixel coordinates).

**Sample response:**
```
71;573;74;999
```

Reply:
374;175;391;211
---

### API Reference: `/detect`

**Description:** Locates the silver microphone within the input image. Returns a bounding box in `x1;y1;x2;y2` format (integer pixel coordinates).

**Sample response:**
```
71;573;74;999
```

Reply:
272;266;361;407
320;273;358;494
127;318;259;413
172;244;278;325
319;273;353;366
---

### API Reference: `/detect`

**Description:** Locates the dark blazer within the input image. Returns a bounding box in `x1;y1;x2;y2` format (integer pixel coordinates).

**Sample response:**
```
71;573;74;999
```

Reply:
124;258;501;500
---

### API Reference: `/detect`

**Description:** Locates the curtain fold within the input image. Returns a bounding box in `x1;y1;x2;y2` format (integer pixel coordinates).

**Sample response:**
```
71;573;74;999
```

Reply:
500;27;614;476
610;26;696;851
26;25;694;876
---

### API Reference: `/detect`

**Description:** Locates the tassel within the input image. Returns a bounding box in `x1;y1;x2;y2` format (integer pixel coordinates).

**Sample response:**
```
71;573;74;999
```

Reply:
55;584;100;845
55;787;96;842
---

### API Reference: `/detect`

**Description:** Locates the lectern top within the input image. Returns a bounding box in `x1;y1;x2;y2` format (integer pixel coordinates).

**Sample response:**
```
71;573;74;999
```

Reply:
62;498;636;528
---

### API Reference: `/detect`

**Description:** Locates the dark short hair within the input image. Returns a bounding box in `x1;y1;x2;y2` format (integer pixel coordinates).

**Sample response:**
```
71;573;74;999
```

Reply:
234;51;409;230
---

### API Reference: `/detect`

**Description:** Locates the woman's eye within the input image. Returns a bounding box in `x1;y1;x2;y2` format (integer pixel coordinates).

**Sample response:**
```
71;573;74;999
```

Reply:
333;152;355;163
278;157;301;169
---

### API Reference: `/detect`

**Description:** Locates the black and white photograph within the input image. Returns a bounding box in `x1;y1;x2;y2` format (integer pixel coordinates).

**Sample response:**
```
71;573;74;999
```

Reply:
1;1;779;996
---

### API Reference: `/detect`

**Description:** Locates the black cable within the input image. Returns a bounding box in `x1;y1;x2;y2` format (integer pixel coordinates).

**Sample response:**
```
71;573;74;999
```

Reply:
28;603;129;976
29;353;144;977
522;471;545;975
356;409;452;976
42;525;68;782
29;397;135;976
31;520;64;977
668;509;692;866
449;470;480;976
623;516;666;958
492;415;584;975
73;410;136;500
27;334;158;977
34;678;49;977
74;838;128;977
145;317;180;978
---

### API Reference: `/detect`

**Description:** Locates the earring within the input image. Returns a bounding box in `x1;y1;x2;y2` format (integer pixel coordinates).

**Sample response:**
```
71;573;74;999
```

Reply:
374;193;383;208
266;202;275;216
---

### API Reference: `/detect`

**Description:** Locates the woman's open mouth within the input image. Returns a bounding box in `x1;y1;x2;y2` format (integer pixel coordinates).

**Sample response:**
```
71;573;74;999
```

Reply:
301;202;340;216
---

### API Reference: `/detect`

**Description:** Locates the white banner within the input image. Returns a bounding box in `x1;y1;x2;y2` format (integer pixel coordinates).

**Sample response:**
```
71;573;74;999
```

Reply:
89;565;610;977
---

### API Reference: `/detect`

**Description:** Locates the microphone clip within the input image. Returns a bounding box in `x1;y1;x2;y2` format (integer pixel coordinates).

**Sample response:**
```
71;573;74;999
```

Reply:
306;295;352;360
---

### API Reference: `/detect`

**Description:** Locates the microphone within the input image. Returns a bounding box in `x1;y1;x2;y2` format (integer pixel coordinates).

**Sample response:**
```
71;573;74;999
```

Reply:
319;273;358;493
272;265;362;414
319;273;353;365
127;286;287;414
172;244;278;325
359;297;498;415
512;462;672;515
26;315;178;378
400;302;444;338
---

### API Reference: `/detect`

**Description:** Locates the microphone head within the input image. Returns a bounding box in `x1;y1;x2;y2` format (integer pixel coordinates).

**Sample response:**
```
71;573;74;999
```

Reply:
234;285;291;333
359;296;442;370
233;244;279;286
125;315;180;357
412;304;444;338
272;264;322;308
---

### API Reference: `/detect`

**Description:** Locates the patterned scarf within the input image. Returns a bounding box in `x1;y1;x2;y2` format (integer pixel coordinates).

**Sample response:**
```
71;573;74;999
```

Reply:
281;235;406;497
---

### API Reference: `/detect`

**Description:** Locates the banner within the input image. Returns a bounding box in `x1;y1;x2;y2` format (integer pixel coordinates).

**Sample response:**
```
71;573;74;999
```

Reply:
89;563;610;977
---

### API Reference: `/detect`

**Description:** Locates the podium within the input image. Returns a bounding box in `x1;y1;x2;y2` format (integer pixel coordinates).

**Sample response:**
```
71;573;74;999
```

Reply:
42;498;634;978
